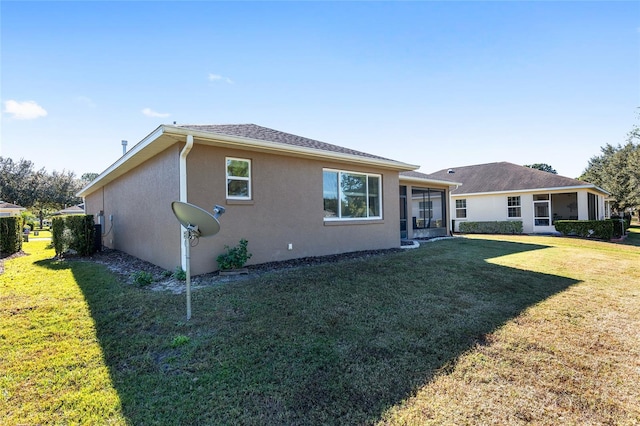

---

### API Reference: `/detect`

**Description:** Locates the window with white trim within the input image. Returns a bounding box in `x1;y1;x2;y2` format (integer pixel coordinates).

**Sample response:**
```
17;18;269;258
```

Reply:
507;196;521;218
455;199;467;218
226;157;251;200
323;169;382;219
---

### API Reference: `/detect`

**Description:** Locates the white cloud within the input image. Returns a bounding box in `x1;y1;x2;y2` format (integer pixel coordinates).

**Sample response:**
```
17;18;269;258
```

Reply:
3;100;48;120
142;107;170;118
208;73;233;84
75;96;97;108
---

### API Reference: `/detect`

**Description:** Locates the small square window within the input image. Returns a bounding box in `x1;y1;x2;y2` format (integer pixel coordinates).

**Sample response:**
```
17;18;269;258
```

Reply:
456;199;467;219
226;158;251;200
507;196;521;218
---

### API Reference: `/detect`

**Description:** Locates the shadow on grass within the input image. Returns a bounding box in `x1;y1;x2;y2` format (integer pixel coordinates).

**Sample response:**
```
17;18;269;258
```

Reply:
38;238;579;425
622;224;640;247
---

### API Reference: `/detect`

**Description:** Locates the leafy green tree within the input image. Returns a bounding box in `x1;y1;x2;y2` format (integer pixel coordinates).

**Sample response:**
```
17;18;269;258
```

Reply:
0;156;84;210
81;172;99;184
580;124;640;212
524;163;557;174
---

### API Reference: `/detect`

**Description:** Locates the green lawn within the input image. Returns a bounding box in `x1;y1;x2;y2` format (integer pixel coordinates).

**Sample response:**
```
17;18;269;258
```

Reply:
1;229;639;425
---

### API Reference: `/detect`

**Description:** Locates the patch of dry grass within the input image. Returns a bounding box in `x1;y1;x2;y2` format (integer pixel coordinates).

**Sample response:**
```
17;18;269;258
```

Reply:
380;232;640;425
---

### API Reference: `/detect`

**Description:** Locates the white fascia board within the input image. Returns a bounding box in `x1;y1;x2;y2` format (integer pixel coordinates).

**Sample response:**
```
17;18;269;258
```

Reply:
77;125;167;197
451;184;610;198
400;176;463;188
162;126;419;171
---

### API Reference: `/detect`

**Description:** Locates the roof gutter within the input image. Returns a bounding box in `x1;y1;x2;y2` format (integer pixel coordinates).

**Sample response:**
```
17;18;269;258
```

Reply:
399;176;463;188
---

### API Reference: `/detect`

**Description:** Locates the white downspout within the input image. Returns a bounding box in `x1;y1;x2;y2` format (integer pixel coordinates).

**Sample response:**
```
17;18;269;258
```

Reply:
179;135;194;270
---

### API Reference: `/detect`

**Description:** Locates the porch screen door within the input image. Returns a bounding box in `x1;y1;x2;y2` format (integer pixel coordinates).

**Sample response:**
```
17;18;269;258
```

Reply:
533;195;550;226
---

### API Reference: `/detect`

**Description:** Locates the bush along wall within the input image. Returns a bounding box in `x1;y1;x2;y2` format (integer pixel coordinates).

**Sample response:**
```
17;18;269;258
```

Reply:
554;220;614;240
51;215;97;257
0;217;23;255
607;218;626;238
459;221;523;234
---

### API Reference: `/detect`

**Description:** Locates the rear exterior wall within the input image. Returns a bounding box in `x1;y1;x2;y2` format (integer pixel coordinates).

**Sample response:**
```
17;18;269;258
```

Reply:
84;142;402;276
185;144;401;275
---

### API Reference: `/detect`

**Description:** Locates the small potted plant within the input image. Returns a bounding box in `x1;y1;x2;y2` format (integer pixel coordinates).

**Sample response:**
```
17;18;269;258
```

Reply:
216;238;252;275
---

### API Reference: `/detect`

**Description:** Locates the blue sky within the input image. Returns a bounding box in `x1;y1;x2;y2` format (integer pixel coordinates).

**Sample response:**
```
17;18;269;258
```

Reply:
1;1;638;180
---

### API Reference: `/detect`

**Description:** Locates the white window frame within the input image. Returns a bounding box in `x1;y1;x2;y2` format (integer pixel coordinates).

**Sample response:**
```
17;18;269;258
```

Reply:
225;157;251;200
323;168;383;221
455;199;467;219
507;196;521;218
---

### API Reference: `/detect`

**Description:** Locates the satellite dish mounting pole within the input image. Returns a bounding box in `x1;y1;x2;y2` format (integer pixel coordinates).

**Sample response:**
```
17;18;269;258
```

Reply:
171;201;224;321
184;229;192;320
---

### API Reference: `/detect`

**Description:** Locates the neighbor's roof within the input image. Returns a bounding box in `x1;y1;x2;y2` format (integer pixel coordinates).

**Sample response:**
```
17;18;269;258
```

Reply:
427;162;609;195
78;123;419;197
53;205;85;215
0;201;26;210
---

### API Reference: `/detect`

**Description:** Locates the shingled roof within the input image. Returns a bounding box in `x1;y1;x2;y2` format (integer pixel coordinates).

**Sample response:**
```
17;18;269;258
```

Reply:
0;201;26;210
427;162;604;195
177;124;394;162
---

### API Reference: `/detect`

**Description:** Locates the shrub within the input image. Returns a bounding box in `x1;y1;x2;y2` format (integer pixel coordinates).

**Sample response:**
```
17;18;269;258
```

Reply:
0;217;22;255
52;217;66;256
216;238;252;270
607;218;626;238
554;220;614;240
173;266;186;281
131;271;153;286
51;215;97;257
458;221;523;235
171;335;190;348
65;215;96;256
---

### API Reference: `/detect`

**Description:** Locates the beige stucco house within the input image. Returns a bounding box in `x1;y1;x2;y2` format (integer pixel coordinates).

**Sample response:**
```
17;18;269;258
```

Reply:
78;124;459;275
427;162;610;234
0;201;26;217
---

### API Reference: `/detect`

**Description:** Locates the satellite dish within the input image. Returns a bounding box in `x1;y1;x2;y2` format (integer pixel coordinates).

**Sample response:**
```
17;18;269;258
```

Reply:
171;201;225;321
171;201;223;237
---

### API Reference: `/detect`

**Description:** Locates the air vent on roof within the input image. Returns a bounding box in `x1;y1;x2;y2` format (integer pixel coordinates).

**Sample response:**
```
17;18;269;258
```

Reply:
121;140;128;156
447;169;455;174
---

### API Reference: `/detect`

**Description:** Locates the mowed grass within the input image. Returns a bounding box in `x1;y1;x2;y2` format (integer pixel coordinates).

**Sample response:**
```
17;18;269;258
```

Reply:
1;228;639;425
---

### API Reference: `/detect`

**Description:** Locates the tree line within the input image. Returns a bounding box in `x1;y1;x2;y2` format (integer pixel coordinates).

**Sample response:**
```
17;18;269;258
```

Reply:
0;156;97;215
580;121;640;213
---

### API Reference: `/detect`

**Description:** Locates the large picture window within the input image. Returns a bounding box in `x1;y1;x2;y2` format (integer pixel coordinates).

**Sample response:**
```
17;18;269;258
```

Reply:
507;196;521;218
226;158;251;200
323;169;382;220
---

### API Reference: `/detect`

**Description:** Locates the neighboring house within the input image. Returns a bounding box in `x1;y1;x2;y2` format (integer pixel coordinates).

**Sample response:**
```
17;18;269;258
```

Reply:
0;201;26;217
53;204;85;216
427;162;610;234
78;124;459;275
